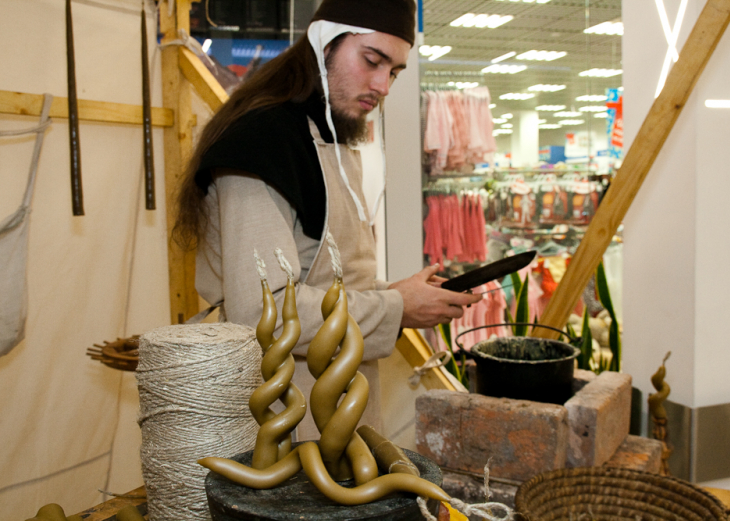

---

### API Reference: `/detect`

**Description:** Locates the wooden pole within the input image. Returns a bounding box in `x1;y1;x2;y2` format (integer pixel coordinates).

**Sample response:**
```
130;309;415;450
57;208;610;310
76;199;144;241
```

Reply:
533;0;730;339
160;0;199;324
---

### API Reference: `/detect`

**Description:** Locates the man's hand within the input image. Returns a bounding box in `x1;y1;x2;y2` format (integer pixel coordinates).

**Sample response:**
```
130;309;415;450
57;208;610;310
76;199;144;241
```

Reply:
388;264;483;329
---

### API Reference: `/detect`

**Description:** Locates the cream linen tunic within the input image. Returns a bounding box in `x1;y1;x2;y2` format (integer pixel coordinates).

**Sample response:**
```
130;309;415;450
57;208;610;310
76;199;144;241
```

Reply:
196;118;403;441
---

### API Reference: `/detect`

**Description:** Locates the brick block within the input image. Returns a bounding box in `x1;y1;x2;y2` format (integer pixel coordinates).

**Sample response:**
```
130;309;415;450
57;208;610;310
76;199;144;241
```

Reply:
604;434;663;473
416;390;568;482
564;371;632;467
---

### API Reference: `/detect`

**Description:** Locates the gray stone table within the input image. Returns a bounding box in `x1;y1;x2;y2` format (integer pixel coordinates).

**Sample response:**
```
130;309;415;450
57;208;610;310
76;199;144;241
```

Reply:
205;445;442;521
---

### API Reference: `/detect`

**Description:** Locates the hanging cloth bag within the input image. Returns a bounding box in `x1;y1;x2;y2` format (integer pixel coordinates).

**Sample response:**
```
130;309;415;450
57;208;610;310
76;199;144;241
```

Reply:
0;94;53;356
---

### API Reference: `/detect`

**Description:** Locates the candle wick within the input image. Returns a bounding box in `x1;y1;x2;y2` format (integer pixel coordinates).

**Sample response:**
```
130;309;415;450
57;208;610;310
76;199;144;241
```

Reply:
274;248;294;281
325;231;343;279
253;249;268;281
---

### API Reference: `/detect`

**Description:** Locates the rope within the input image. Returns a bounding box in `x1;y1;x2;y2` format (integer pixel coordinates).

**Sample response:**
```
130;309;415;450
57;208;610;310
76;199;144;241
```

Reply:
274;248;294;280
325;231;343;279
137;323;261;520
408;351;452;387
0;119;52;137
416;461;516;521
158;28;214;67
253;249;267;281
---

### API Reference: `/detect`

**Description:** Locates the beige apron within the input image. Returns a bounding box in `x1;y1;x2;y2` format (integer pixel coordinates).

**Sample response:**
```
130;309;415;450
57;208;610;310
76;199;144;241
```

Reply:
292;118;383;441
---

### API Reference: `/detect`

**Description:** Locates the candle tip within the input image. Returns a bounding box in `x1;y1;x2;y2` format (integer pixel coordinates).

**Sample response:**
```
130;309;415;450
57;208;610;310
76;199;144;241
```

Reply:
253;249;267;281
325;231;343;279
274;248;294;280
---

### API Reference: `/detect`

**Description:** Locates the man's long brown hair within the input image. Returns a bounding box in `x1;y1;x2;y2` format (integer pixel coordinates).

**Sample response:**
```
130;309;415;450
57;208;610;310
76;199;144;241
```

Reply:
173;35;323;249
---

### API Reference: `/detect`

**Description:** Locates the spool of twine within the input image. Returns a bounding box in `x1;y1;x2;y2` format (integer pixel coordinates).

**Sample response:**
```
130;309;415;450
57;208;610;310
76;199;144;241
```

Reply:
137;323;262;520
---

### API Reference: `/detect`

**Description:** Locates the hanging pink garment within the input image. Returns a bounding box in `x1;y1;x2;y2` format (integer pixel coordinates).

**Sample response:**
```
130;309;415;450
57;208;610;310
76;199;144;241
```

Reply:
464;87;497;164
424;91;454;174
423;195;444;266
446;91;469;171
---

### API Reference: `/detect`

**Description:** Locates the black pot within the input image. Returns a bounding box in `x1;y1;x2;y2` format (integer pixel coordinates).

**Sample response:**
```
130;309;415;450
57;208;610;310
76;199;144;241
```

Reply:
456;324;580;405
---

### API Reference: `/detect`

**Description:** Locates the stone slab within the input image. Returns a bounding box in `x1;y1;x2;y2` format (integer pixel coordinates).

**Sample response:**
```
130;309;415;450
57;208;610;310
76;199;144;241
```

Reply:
416;390;568;482
564;371;632;467
604;434;663;474
205;446;441;521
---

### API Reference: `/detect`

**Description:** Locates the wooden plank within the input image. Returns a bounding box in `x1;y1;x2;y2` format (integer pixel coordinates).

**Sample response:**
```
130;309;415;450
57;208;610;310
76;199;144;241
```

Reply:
73;486;146;520
533;0;730;339
179;47;229;112
0;89;173;127
161;0;199;324
396;328;457;391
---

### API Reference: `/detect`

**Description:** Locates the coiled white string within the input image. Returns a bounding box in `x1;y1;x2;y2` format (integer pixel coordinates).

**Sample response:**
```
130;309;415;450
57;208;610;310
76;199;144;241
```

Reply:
137;323;262;520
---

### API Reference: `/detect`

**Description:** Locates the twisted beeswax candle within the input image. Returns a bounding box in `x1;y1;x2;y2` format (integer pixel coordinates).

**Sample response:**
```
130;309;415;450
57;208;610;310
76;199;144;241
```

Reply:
308;278;377;484
248;250;307;469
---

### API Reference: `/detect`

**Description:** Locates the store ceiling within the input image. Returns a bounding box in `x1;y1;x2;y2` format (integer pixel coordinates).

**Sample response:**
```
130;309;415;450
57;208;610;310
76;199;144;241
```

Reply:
420;0;623;116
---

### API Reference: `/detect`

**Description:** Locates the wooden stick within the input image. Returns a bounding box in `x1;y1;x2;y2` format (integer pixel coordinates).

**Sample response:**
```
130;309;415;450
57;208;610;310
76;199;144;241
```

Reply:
179;47;229;112
532;0;730;339
66;0;84;216
141;8;156;210
0;90;175;127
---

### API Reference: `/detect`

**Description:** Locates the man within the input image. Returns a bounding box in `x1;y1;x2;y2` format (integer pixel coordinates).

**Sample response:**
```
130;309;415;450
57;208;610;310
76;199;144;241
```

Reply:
174;0;480;440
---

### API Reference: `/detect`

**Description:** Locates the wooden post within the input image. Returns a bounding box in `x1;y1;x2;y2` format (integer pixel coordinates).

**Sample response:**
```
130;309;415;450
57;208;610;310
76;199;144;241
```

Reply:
160;0;199;324
532;0;730;339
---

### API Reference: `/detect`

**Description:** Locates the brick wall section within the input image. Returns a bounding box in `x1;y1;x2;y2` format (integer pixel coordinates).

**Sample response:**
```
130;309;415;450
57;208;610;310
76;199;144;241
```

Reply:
564;371;632;467
416;390;569;482
604;434;663;473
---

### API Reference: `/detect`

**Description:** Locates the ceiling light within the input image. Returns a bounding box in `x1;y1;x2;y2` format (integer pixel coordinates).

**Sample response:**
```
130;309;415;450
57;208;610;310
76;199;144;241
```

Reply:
501;123;513;128
450;13;513;29
202;39;212;53
538;119;547;124
419;45;452;61
491;51;516;63
579;68;623;78
493;118;507;124
516;50;567;61
584;21;624;35
594;113;609;118
536;105;566;111
528;84;566;92
705;99;730;108
495;0;551;3
576;94;608;102
554;111;582;117
579;105;608;112
493;129;513;135
539;124;562;129
559;120;585;126
502;113;513;119
481;64;527;74
447;81;480;89
490;104;497;109
499;93;536;100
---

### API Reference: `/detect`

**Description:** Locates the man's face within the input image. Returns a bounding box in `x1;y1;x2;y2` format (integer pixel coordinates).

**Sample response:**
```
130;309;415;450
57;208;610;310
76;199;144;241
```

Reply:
324;31;410;123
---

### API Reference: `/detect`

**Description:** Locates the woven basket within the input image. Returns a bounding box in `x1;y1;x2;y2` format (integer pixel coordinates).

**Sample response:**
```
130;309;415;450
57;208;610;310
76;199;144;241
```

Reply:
514;467;728;521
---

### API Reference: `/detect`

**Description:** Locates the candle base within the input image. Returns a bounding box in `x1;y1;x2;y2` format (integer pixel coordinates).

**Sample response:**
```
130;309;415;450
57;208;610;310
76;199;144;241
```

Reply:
205;443;442;521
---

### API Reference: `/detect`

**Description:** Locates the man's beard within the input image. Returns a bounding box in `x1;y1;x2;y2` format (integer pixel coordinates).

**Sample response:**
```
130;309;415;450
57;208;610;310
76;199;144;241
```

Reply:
331;106;369;146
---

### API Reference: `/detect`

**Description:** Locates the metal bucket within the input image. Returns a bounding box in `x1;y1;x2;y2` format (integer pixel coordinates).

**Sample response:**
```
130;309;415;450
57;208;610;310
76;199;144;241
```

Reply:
456;324;580;405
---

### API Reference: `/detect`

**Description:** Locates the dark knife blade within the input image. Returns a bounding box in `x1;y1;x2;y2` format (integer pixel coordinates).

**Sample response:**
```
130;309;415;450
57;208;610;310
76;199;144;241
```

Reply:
441;250;537;293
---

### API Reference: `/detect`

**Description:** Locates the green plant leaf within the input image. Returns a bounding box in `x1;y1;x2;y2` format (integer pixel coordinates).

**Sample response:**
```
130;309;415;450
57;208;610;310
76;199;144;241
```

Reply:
510;271;523;300
596;262;621;372
514;273;530;337
436;323;462;383
579;309;593;371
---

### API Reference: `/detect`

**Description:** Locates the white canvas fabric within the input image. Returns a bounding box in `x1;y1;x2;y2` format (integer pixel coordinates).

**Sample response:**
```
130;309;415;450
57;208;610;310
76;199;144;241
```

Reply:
0;94;52;357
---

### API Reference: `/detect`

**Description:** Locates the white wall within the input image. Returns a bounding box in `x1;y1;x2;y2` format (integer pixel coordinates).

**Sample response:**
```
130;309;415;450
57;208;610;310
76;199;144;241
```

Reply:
0;0;169;517
622;0;730;414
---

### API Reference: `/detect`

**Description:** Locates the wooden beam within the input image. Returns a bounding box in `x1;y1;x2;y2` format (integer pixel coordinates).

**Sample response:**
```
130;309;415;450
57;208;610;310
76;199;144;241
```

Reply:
0;89;174;127
396;329;457;391
533;0;730;339
161;0;199;324
179;47;229;112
